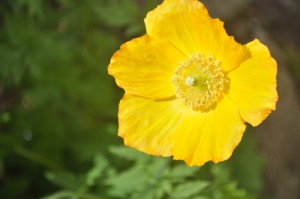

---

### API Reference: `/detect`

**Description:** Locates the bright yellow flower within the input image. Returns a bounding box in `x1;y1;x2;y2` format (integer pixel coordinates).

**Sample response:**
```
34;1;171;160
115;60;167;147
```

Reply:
108;0;278;166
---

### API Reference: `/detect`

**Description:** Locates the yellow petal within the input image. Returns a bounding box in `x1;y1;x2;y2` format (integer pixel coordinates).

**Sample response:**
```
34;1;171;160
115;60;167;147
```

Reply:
118;95;182;157
108;34;184;100
227;39;278;126
172;96;246;166
118;94;246;166
144;0;249;71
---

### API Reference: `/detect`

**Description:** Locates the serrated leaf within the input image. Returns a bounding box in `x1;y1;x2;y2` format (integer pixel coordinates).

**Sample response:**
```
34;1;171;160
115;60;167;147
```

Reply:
109;146;149;162
85;154;108;186
210;164;230;184
172;181;209;199
228;133;264;193
131;189;155;199
159;180;172;194
45;171;82;190
41;191;76;199
147;157;169;178
221;182;248;199
170;164;200;181
105;165;148;197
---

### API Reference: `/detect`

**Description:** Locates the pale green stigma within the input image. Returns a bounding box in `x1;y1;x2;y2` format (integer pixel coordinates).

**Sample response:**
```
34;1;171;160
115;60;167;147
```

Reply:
185;76;195;86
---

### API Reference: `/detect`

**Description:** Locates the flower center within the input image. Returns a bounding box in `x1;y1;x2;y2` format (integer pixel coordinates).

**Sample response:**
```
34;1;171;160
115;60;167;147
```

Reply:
172;52;228;111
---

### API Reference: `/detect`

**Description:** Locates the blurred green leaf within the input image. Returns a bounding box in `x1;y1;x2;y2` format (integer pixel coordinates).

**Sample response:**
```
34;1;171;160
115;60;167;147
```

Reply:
42;190;100;199
109;146;150;162
172;181;209;199
228;133;264;193
98;1;139;27
85;154;108;187
170;164;199;181
45;171;82;191
125;23;145;37
105;165;148;197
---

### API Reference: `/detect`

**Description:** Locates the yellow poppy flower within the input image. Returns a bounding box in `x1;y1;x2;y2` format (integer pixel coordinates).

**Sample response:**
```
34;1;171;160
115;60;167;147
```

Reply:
108;0;278;166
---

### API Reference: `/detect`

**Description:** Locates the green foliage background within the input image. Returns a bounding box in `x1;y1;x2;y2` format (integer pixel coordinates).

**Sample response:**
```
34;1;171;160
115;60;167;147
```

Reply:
0;0;265;198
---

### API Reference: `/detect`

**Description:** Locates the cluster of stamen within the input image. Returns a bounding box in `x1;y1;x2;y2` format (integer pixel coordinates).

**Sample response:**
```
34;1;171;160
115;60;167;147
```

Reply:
172;52;228;111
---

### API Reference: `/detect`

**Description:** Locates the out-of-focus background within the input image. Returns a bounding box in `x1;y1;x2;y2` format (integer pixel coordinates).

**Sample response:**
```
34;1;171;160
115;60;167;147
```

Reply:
0;0;299;198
